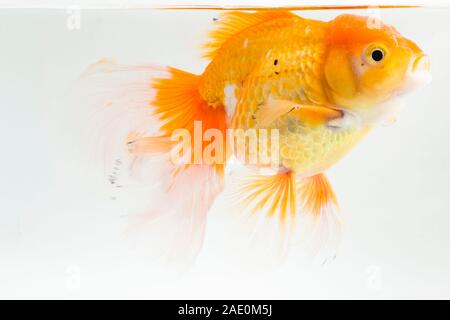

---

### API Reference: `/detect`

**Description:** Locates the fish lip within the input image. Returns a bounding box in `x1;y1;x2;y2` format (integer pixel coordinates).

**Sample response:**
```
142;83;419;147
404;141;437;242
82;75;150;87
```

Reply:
413;54;430;73
402;53;432;92
413;54;432;83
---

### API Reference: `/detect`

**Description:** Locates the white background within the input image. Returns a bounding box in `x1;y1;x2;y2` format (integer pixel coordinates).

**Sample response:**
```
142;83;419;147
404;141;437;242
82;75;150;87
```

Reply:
1;5;450;299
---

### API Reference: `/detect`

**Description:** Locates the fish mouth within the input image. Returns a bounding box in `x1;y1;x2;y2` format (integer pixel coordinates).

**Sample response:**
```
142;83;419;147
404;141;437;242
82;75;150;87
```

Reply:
407;53;432;87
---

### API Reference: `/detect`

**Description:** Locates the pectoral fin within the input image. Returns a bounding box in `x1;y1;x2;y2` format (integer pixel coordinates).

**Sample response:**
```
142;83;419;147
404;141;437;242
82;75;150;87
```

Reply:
255;98;343;127
290;105;343;127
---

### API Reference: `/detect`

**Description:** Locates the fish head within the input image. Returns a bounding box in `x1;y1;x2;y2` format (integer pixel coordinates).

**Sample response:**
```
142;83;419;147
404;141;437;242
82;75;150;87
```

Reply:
323;14;430;120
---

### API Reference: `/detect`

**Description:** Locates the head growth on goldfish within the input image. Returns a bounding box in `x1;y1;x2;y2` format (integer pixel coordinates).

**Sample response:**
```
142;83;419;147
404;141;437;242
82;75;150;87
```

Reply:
324;14;430;114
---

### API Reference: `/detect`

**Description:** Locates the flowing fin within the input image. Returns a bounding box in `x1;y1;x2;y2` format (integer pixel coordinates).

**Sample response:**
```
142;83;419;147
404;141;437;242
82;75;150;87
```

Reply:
222;167;342;265
255;98;343;127
125;164;224;270
297;174;338;215
130;67;227;269
223;165;297;263
75;61;227;270
233;169;296;221
127;134;174;155
297;174;342;262
203;10;297;59
70;59;166;172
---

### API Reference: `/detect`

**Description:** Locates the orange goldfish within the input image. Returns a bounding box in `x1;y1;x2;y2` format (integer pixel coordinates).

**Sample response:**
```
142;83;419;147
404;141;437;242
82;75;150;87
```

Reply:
87;10;430;266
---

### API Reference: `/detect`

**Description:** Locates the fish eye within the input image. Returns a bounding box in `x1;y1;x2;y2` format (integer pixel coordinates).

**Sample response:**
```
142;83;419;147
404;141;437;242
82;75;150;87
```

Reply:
364;44;387;65
371;48;384;62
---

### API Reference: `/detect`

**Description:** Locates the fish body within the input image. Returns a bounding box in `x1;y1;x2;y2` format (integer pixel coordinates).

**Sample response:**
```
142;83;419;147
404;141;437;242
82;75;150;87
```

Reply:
196;11;428;176
199;12;327;110
100;10;430;266
199;12;347;174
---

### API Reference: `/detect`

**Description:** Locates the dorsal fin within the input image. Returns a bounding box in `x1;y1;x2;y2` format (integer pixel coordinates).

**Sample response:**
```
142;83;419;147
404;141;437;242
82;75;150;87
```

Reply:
203;10;297;60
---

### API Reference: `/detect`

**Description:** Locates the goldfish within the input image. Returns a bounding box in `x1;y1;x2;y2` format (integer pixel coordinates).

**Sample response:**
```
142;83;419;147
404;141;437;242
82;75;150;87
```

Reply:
84;10;430;266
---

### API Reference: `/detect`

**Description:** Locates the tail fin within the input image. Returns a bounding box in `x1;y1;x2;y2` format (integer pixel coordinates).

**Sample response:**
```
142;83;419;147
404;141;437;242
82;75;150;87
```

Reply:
76;61;227;270
126;67;228;269
129;67;228;173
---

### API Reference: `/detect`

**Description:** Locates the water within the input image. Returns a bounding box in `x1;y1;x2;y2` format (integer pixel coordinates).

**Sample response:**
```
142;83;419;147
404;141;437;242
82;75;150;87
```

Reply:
0;6;450;299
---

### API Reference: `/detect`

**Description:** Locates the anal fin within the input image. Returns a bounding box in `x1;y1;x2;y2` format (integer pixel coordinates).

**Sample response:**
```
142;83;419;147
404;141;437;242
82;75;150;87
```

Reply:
297;173;342;261
297;174;338;215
